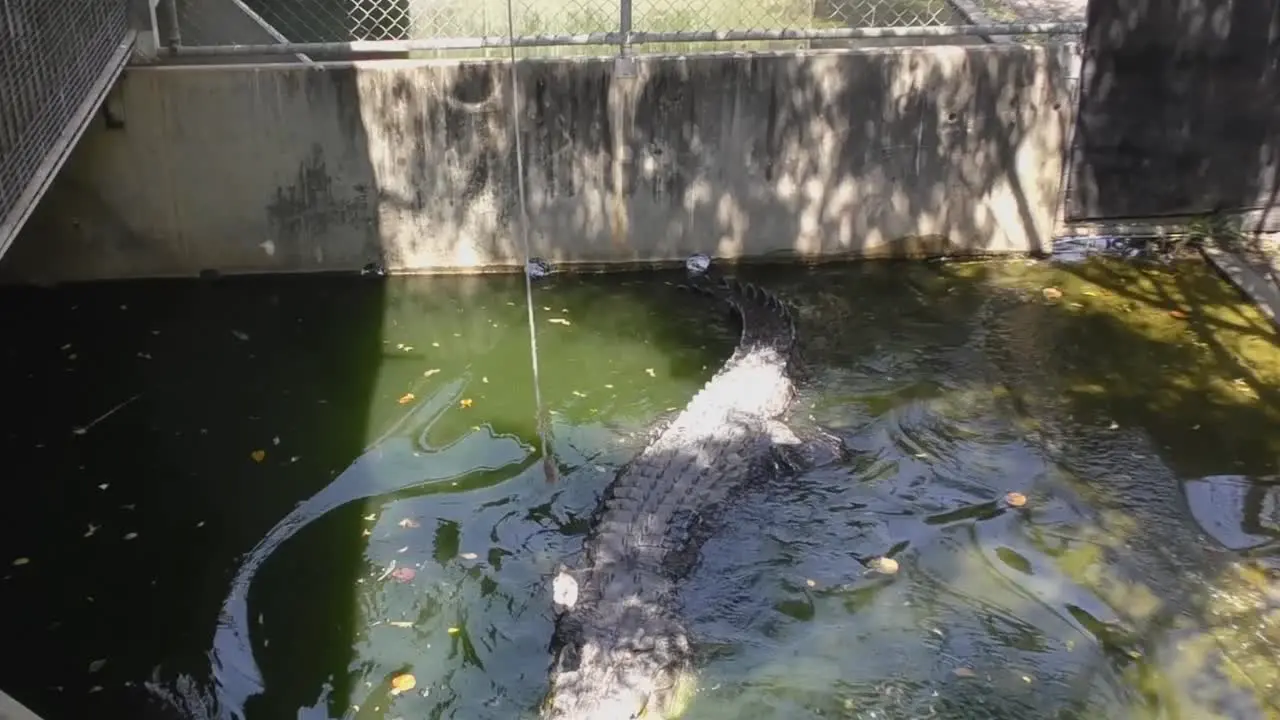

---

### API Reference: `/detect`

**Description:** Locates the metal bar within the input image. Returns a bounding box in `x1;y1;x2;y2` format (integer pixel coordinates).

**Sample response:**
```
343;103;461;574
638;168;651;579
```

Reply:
164;0;181;47
619;0;632;56
168;22;1085;57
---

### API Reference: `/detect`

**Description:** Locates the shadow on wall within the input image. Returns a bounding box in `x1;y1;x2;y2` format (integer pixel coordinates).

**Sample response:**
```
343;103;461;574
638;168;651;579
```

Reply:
1066;0;1280;227
0;44;1074;284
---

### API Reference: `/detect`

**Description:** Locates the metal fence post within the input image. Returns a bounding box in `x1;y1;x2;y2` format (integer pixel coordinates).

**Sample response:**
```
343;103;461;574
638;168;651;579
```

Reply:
619;0;632;56
128;0;161;60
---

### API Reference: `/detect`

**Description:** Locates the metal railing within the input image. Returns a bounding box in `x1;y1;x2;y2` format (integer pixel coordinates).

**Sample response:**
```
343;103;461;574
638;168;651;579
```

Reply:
169;0;1084;58
0;0;133;250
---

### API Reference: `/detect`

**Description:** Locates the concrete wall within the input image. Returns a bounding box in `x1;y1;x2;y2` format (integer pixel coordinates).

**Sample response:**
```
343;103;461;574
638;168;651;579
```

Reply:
0;45;1078;283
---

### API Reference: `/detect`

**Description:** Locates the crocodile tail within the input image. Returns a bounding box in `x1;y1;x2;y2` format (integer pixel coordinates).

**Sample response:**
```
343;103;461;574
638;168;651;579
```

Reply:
683;272;797;358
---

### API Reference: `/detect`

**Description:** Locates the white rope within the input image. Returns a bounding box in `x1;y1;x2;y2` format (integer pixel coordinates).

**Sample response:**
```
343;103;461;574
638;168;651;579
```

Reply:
503;0;555;482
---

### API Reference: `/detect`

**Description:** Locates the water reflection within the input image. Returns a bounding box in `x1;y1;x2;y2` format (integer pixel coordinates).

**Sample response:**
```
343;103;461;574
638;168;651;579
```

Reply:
3;259;1279;720
1181;474;1280;552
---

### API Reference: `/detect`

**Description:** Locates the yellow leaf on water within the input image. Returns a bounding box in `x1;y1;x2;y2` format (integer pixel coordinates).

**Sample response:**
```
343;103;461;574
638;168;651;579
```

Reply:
1004;492;1028;508
869;556;899;574
645;368;656;377
390;673;416;695
423;368;441;377
447;627;460;635
250;450;266;463
459;398;473;408
398;393;415;405
548;318;571;325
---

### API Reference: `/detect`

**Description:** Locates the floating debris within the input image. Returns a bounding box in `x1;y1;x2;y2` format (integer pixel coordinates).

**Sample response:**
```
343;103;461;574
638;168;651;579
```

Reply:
361;262;386;277
1004;492;1028;508
250;450;266;463
389;567;416;583
526;258;554;279
398;393;416;405
868;556;899;574
1041;287;1063;301
390;673;416;695
459;398;473;409
72;393;142;436
547;318;571;326
685;253;712;276
397;518;420;529
12;557;30;567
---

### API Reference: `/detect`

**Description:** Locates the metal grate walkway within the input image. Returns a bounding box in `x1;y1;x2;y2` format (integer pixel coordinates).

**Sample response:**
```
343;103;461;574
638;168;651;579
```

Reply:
0;0;134;257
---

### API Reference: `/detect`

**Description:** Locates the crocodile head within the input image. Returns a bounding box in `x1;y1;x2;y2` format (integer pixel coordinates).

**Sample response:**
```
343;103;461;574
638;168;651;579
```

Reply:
541;611;695;720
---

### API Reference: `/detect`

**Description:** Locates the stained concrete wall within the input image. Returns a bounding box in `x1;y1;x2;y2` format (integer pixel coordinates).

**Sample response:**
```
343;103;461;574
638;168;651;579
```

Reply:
0;45;1078;283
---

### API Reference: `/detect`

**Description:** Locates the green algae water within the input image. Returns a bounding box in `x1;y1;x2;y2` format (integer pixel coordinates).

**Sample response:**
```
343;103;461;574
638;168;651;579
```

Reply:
0;255;1277;720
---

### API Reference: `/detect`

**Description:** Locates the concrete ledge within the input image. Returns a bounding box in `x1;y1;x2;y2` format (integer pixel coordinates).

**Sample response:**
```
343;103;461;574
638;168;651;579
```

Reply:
0;690;43;720
2;45;1076;283
1202;241;1280;329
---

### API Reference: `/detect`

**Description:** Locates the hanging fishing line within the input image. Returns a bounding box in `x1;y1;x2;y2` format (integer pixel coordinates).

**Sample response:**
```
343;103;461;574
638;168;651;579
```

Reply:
503;0;555;482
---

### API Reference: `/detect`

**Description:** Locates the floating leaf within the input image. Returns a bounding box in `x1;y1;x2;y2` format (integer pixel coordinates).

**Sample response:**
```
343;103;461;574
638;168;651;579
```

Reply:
1169;309;1188;319
88;659;107;673
869;556;899;574
1004;492;1028;508
12;557;30;567
459;552;478;560
398;393;415;405
953;667;976;678
447;627;461;635
645;368;656;377
250;450;266;463
123;532;138;540
389;567;416;582
459;398;473;409
397;518;420;529
548;318;571;325
423;368;441;377
390;673;416;695
1041;287;1063;301
388;621;414;628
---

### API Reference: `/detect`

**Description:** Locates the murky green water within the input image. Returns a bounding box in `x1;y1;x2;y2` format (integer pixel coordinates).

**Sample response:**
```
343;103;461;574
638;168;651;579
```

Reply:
1;256;1278;720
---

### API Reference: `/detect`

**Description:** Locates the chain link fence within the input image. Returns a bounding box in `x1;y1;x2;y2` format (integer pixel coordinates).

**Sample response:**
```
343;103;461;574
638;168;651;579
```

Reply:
173;0;1082;52
1;0;132;245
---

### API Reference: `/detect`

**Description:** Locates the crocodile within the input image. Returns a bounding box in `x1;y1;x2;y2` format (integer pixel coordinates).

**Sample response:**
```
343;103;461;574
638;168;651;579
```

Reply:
540;270;843;719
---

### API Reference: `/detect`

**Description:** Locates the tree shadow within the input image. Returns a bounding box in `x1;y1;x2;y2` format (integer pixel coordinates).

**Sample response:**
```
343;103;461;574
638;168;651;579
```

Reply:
926;254;1280;714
